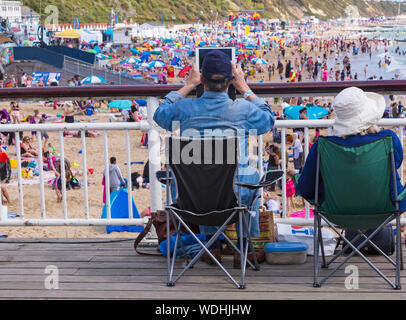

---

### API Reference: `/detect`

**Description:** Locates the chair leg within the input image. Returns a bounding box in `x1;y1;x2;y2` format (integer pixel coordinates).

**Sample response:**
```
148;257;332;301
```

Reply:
166;210;173;287
313;212;320;288
241;213;260;271
396;214;402;290
238;210;246;289
317;215;327;268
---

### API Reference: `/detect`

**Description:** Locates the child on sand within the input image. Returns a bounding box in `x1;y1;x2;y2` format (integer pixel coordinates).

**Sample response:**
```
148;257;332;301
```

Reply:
286;169;296;211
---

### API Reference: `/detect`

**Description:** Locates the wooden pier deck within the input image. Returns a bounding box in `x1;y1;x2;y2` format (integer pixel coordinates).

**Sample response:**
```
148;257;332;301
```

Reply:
0;238;405;300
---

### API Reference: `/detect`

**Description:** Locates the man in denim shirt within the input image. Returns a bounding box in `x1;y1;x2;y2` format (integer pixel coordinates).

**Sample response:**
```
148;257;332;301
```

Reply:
153;50;274;266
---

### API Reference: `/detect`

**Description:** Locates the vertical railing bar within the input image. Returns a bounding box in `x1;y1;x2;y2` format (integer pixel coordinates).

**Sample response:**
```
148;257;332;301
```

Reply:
328;126;333;136
258;134;263;208
81;131;89;219
38;131;46;219
125;129;133;219
103;130;111;220
281;128;287;218
15;133;24;218
399;126;404;185
304;127;310;219
59;131;67;219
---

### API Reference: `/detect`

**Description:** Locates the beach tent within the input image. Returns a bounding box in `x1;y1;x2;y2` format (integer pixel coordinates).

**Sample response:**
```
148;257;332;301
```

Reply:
284;105;329;120
101;188;143;234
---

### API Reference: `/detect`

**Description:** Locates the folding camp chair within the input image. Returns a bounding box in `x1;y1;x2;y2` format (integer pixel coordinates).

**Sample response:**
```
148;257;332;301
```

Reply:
162;136;283;289
313;135;404;289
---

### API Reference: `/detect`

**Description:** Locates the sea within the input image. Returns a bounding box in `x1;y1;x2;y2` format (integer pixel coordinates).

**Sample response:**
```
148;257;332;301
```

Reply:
327;24;406;80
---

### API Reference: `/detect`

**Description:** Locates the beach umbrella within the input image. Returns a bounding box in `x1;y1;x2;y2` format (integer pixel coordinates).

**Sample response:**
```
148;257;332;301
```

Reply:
107;100;132;110
82;76;107;84
149;60;166;68
121;57;141;64
130;48;140;55
283;106;329;120
140;51;151;62
252;58;267;65
150;50;163;55
96;53;108;60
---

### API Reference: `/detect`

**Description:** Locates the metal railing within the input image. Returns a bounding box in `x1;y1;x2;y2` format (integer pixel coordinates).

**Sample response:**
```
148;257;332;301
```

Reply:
0;81;405;230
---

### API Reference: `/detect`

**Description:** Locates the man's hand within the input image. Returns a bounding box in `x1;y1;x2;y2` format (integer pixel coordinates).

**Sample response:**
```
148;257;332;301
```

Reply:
186;63;201;88
231;62;250;94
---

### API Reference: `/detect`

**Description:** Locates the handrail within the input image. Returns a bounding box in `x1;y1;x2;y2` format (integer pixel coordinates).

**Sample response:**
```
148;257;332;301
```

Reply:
0;80;405;100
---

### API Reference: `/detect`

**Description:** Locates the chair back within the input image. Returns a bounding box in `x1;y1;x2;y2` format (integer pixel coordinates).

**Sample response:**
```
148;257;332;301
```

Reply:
316;135;396;229
166;136;241;226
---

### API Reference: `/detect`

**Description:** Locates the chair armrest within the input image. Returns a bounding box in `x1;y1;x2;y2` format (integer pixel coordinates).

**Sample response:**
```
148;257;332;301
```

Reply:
236;170;284;190
397;188;406;202
156;170;173;184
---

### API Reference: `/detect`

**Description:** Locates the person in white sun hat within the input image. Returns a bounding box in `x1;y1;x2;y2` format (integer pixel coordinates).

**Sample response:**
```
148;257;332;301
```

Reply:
296;87;406;212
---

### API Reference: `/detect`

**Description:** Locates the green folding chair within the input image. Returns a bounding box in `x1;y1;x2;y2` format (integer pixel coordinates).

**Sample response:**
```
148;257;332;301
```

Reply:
313;135;404;289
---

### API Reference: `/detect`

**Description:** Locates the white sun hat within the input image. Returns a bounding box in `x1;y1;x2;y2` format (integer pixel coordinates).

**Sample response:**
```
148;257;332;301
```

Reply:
333;87;386;137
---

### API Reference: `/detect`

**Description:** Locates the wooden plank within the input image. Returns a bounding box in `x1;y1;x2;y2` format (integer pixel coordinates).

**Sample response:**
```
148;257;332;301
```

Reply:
0;239;403;299
0;274;405;286
0;281;404;293
0;290;404;300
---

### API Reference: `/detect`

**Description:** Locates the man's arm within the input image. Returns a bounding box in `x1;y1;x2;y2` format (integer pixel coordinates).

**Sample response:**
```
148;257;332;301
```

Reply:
153;63;201;131
231;62;275;134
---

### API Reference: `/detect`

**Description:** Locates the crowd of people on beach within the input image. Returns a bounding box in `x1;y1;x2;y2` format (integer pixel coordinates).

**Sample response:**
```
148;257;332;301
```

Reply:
0;13;405;239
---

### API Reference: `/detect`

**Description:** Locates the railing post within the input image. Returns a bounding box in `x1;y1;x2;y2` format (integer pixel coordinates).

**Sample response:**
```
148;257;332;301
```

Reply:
147;97;163;214
304;127;310;219
281;128;287;218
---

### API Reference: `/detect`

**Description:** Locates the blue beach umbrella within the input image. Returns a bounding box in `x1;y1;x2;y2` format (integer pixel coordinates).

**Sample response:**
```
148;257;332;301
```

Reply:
107;100;132;110
252;58;267;65
82;76;107;84
149;60;167;68
121;57;141;64
284;105;329;120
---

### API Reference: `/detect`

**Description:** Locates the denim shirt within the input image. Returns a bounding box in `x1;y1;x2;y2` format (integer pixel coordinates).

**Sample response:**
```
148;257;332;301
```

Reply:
154;90;275;170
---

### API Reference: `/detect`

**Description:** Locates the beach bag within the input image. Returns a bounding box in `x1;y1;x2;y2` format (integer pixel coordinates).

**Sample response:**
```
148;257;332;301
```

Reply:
133;210;199;256
344;226;394;256
276;224;338;256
